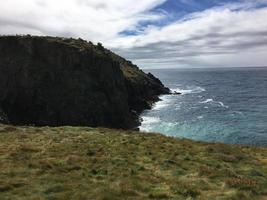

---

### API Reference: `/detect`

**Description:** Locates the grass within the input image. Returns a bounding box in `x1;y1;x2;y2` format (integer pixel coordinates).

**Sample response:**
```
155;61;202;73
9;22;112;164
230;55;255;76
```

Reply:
0;124;266;200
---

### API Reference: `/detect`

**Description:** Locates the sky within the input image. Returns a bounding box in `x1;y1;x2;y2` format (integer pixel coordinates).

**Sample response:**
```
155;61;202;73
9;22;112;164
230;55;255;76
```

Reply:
0;0;267;69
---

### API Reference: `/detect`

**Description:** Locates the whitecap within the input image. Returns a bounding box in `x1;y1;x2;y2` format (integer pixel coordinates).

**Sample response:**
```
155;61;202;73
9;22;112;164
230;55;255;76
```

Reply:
153;103;168;110
139;116;161;132
218;101;229;108
200;99;214;103
141;116;160;125
200;98;229;109
171;86;205;95
153;95;174;110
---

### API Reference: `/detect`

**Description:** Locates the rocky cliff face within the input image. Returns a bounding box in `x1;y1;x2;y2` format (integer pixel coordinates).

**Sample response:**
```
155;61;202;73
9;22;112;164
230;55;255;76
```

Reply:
103;46;170;113
0;36;169;128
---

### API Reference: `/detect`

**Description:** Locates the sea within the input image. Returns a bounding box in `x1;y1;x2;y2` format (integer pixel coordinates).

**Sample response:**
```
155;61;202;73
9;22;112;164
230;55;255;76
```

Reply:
140;67;267;146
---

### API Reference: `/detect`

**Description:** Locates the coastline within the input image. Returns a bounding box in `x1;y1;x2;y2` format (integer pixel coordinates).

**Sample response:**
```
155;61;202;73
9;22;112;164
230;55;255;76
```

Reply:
0;35;170;130
139;68;267;146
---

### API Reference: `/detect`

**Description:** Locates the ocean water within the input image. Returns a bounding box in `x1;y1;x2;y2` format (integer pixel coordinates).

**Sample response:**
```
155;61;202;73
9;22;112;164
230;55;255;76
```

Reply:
140;67;267;146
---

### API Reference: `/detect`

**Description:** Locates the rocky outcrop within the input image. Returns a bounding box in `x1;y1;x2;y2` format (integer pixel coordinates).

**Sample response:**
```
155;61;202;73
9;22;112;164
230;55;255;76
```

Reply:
103;48;170;113
0;36;169;128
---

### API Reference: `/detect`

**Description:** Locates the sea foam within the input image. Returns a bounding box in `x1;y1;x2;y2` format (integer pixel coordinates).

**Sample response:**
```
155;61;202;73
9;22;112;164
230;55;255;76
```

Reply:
200;98;229;108
171;86;205;95
200;99;213;103
153;95;174;110
141;116;160;125
139;116;161;132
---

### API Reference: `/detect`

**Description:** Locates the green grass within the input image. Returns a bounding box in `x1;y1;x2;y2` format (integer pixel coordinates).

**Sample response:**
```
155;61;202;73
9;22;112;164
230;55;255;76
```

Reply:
0;124;266;199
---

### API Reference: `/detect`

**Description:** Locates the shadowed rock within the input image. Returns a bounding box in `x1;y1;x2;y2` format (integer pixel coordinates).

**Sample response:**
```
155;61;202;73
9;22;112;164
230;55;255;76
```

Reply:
0;35;169;129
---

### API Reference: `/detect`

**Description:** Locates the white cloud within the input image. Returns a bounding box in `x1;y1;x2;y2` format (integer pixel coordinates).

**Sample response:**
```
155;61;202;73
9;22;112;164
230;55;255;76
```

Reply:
0;0;166;42
112;3;267;68
0;0;267;68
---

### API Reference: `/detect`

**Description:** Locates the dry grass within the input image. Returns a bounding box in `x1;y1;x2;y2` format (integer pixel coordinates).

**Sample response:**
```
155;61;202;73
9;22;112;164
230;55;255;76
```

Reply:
0;124;266;199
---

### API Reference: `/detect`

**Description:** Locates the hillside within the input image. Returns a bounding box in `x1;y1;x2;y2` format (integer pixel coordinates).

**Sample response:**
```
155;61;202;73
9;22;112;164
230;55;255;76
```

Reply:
0;124;266;200
0;35;169;129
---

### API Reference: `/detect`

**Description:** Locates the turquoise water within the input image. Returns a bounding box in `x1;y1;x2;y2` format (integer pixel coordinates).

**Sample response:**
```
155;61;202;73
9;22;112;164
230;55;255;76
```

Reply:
140;67;267;146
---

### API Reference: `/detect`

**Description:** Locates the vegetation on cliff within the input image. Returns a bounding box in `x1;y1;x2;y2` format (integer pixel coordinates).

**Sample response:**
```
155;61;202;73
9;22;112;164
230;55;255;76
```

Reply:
0;35;169;128
0;124;266;200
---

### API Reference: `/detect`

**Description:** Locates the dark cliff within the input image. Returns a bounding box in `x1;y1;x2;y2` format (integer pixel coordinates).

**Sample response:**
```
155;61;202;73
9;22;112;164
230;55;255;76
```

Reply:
104;48;170;112
0;35;169;128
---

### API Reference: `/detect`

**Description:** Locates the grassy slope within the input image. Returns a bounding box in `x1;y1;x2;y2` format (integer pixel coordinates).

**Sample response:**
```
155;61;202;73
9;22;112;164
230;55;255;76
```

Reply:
0;124;266;200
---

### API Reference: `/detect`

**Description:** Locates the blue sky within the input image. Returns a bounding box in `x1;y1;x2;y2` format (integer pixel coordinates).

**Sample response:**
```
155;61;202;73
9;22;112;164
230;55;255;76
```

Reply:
151;0;235;26
1;0;267;68
120;0;267;35
120;0;237;36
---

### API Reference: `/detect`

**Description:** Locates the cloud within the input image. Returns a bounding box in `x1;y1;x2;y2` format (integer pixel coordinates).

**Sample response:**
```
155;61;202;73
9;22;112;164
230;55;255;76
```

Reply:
0;0;166;42
0;0;267;68
112;2;267;68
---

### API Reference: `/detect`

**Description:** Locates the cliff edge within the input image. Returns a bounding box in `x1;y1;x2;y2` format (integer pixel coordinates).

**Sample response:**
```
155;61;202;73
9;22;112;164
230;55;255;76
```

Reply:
0;35;169;128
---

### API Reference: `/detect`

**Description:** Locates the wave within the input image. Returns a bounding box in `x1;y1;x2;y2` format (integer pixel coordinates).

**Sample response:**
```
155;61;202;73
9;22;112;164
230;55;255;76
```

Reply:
218;101;229;108
200;98;229;108
141;116;160;125
171;86;205;95
139;116;161;132
153;95;174;110
200;98;213;103
139;117;178;133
